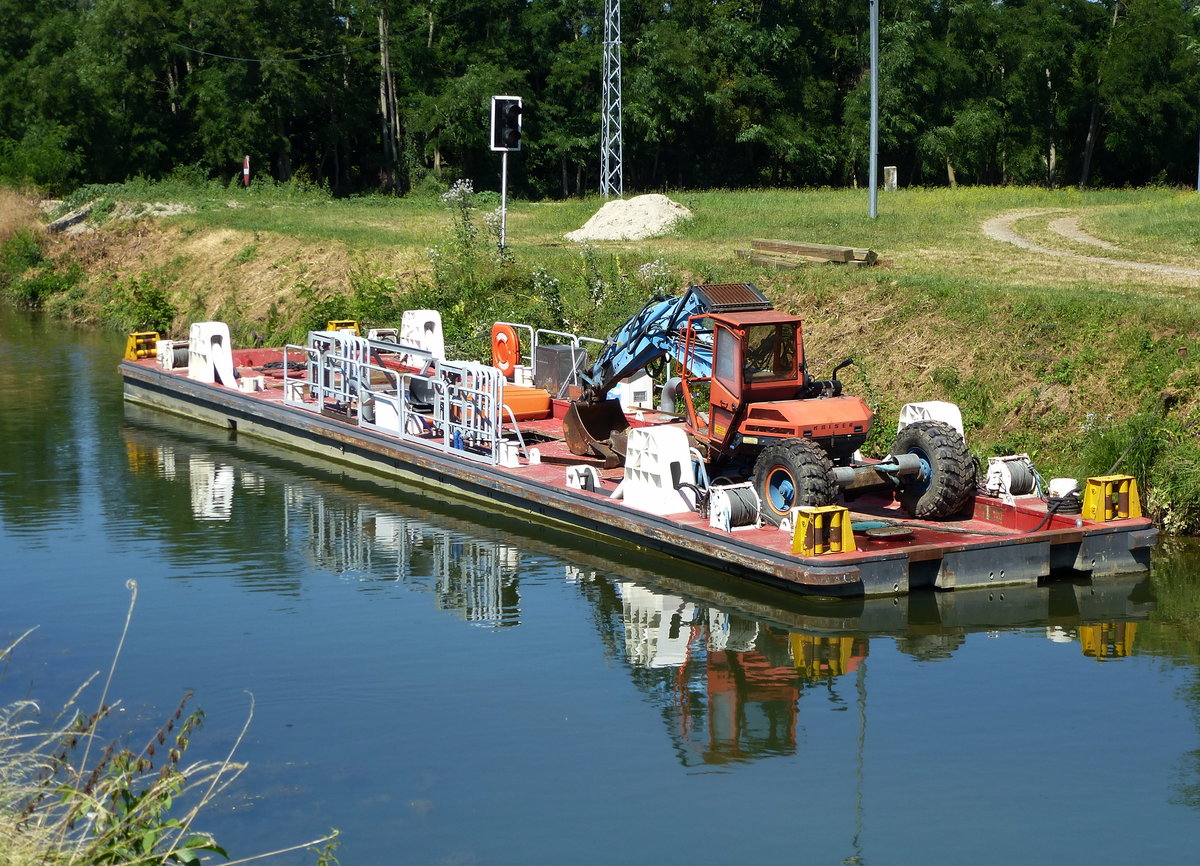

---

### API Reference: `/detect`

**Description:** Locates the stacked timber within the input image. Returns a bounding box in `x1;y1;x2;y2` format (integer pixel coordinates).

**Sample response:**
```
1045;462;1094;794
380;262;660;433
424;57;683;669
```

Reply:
736;238;878;269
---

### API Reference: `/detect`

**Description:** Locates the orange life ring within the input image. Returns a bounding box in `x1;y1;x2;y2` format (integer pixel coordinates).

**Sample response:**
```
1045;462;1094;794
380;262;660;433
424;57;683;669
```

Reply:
491;323;520;378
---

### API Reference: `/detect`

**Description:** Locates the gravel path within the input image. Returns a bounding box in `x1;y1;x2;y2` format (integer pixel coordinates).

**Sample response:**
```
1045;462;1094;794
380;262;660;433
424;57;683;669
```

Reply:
981;209;1200;278
1047;214;1120;251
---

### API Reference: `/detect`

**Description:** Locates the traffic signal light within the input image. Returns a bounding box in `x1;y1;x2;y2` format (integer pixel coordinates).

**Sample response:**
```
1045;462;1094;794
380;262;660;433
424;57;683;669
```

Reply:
490;95;522;152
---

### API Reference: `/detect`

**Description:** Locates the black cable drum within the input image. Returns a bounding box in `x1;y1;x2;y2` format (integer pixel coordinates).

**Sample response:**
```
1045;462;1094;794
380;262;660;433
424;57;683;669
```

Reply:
163;344;189;368
1004;459;1039;496
713;484;761;528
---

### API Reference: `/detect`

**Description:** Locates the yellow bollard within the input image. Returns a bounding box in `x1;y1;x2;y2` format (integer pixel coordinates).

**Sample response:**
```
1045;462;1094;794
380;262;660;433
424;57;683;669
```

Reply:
791;505;856;556
789;634;858;679
1080;475;1142;521
124;331;160;361
1079;622;1137;660
326;319;360;335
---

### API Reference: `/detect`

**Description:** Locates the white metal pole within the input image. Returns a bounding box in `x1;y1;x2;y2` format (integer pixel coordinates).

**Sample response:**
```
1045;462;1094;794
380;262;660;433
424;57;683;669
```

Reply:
869;0;879;219
500;150;509;247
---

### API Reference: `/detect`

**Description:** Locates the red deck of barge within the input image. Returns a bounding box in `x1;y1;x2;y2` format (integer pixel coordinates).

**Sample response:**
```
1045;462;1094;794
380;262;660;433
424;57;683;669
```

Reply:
120;345;1157;598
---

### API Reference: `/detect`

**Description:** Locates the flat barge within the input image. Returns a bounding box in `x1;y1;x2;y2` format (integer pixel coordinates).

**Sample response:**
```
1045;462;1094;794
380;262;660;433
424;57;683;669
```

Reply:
120;315;1157;597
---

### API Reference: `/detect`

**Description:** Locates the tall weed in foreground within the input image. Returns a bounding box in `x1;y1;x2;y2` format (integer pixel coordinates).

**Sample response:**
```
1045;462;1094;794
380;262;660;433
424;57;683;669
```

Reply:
0;581;338;865
412;181;560;359
561;245;666;339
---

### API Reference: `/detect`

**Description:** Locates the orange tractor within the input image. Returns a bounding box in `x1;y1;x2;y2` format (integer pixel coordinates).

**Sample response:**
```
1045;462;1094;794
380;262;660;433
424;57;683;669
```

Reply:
563;282;975;523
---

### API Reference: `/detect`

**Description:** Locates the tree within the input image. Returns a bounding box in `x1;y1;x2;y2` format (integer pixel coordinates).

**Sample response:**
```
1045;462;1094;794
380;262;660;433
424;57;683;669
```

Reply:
1098;0;1199;185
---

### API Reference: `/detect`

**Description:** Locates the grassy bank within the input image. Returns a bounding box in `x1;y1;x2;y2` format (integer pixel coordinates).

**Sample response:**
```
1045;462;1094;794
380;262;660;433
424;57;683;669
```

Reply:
2;181;1198;531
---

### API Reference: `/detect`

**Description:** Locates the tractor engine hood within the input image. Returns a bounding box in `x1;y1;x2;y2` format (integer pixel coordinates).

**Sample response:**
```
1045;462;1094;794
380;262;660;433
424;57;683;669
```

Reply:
739;395;873;442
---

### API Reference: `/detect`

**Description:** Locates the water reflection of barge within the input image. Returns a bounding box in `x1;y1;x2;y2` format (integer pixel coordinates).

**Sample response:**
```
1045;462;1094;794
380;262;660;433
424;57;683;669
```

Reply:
124;406;1154;767
120;321;1156;598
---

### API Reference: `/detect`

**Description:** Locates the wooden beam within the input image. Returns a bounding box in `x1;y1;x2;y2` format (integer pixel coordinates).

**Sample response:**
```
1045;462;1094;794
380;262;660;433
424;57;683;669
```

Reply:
746;252;836;270
740;240;879;268
751;238;854;262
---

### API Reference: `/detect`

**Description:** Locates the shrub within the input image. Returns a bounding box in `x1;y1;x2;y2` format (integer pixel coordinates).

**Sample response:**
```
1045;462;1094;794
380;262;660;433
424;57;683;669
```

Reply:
99;271;179;334
0;230;87;309
0;229;44;287
7;262;84;308
1075;404;1200;534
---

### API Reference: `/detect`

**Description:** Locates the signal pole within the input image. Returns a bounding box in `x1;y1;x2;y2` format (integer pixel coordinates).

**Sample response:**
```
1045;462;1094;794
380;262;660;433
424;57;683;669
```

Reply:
601;0;623;198
869;0;879;218
490;96;523;246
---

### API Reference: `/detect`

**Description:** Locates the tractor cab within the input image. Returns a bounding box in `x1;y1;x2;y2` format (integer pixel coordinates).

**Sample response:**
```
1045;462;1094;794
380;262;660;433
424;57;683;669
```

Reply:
680;309;872;463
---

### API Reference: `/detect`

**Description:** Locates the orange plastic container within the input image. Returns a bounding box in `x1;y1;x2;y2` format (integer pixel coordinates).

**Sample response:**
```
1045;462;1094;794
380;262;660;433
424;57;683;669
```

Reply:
502;384;552;421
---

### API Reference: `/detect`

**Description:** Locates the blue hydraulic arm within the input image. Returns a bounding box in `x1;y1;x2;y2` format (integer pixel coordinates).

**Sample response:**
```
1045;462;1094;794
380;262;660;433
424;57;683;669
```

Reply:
578;286;714;399
563;281;773;467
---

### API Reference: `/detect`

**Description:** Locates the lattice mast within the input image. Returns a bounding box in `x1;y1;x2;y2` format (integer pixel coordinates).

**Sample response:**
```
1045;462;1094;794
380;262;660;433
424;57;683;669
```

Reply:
600;0;624;197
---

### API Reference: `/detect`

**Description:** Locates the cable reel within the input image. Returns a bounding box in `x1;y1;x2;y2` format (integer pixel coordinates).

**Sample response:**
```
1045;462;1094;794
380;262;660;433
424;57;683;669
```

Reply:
984;454;1042;504
1046;477;1083;515
708;482;761;532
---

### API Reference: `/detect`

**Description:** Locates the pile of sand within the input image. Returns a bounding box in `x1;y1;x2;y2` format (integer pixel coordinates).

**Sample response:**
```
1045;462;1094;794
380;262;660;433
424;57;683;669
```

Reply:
565;194;692;242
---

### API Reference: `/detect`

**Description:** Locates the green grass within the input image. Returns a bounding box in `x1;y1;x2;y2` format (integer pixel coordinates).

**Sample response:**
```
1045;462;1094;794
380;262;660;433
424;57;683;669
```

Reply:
59;180;1196;291
188;200;445;248
1090;190;1200;257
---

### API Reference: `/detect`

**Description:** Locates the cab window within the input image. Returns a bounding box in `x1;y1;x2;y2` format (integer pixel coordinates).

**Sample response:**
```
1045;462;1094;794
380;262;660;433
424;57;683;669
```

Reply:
713;324;740;399
743;323;796;382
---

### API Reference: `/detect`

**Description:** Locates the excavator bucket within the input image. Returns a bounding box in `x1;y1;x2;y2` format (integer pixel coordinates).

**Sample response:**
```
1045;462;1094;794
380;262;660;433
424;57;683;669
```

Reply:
563;399;630;469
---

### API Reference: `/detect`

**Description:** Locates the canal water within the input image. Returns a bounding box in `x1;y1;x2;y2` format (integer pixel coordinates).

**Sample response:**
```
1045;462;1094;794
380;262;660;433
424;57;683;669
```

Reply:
2;305;1199;864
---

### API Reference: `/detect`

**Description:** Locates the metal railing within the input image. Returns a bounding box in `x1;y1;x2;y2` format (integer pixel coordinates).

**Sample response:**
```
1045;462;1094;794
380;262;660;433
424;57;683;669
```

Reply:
494;321;606;393
283;330;527;467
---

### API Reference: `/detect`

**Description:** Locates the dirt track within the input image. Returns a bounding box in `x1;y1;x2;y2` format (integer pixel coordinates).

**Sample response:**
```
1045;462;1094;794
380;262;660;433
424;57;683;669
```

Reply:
982;209;1200;278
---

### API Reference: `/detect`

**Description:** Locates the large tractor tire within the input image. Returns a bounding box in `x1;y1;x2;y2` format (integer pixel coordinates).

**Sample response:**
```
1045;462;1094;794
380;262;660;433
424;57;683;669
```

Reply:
891;420;976;518
752;439;837;526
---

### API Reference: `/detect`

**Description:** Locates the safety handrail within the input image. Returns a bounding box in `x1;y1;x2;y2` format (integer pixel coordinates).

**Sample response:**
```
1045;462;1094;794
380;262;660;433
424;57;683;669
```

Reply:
285;330;518;466
534;327;581;347
500;404;529;461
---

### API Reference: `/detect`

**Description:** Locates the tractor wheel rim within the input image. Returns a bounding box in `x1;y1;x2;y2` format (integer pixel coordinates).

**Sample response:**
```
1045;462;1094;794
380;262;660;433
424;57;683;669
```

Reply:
907;447;933;496
767;467;795;514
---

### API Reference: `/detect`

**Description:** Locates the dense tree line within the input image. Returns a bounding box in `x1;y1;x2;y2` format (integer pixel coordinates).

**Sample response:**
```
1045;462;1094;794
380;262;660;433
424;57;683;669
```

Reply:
1;0;1198;196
